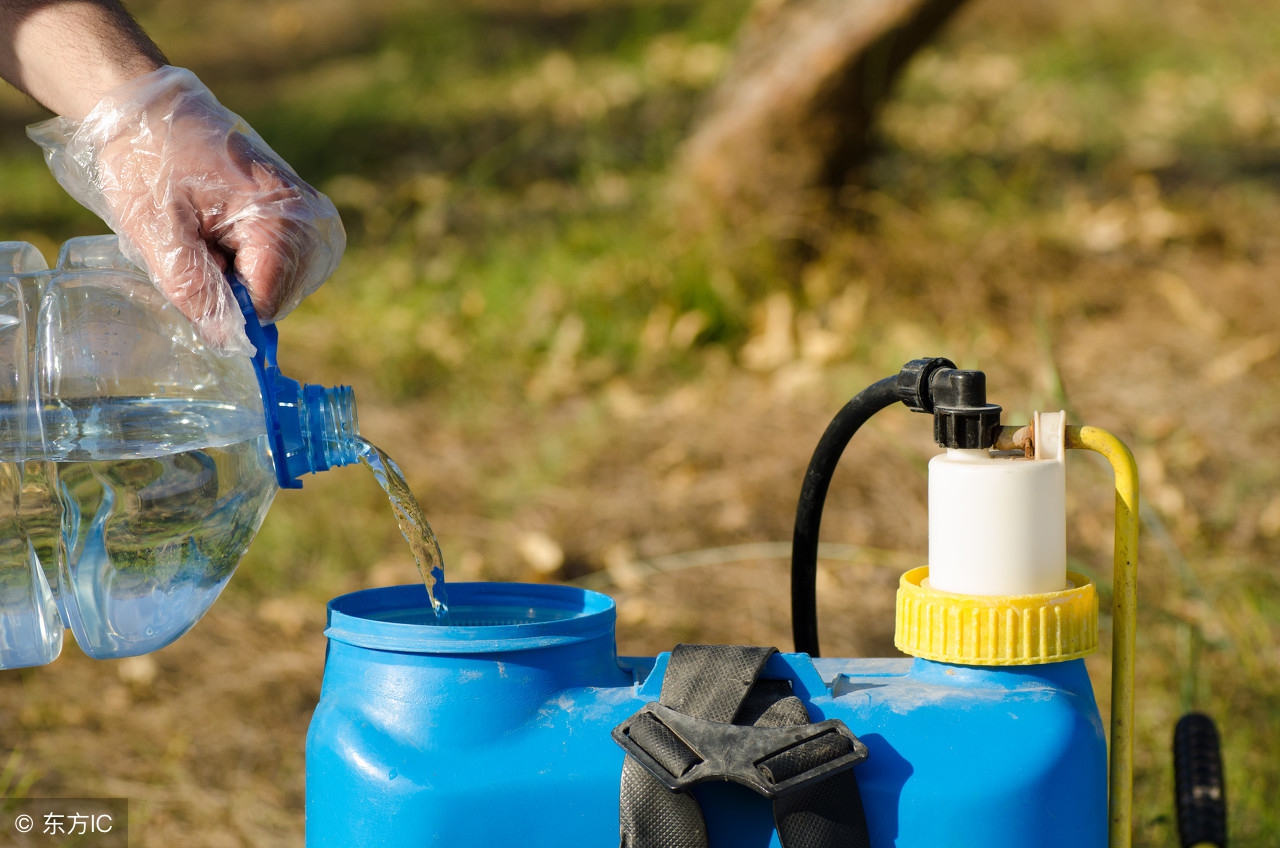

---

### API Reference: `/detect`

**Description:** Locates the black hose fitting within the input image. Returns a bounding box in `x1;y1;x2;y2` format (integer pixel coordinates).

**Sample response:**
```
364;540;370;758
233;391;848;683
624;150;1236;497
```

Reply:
896;357;956;413
895;358;1003;449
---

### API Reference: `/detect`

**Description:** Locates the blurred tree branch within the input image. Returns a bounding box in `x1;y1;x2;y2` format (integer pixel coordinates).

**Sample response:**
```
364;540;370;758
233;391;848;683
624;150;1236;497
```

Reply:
677;0;970;235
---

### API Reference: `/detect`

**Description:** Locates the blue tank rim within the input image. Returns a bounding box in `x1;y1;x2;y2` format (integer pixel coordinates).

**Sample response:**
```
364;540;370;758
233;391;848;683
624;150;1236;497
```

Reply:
325;582;617;654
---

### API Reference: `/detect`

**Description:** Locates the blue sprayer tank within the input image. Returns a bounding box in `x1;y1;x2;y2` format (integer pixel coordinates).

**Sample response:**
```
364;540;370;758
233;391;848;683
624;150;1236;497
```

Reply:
306;363;1138;847
305;583;1107;847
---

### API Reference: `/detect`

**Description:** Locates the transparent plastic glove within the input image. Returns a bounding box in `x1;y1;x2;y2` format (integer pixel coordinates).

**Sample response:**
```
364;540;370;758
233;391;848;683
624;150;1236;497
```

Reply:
27;66;344;356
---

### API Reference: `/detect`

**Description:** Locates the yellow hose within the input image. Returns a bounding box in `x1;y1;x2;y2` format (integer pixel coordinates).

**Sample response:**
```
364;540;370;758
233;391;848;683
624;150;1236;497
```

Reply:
1066;426;1138;848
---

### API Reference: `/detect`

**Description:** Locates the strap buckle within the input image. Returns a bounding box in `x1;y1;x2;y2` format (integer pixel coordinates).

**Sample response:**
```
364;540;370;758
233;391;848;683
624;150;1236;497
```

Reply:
613;702;868;800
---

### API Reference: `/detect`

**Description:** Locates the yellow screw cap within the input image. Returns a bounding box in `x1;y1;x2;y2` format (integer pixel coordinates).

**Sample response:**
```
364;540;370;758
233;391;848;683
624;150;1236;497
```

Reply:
895;567;1098;666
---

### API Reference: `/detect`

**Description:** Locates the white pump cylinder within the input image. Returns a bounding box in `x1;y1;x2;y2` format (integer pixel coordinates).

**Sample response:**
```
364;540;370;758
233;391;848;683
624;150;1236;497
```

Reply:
927;411;1067;596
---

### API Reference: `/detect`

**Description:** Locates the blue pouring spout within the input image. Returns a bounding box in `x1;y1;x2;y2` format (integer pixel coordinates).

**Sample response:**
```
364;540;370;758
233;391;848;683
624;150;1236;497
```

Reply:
228;274;361;488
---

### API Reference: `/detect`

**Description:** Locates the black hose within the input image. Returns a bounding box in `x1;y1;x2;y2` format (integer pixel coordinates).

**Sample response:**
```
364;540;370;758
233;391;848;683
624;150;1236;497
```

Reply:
1174;712;1227;848
791;376;901;657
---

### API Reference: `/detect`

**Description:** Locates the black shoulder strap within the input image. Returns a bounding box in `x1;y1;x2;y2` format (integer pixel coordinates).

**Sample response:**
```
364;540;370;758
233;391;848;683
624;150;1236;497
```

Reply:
616;644;871;848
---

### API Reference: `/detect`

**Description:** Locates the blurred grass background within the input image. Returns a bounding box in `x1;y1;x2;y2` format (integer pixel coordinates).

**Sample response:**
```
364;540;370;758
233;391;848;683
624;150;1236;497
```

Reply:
2;0;1280;844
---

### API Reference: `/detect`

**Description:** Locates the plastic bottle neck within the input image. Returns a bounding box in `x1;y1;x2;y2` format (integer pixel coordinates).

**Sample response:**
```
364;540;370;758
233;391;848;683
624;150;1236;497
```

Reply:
303;383;361;469
274;380;362;487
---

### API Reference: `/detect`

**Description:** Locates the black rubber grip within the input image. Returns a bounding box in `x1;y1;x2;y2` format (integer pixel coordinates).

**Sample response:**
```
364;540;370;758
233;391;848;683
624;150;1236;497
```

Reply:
1173;712;1227;848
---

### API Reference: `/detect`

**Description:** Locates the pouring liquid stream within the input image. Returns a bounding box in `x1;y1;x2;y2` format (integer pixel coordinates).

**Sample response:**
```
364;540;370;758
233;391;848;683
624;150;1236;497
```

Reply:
356;439;450;620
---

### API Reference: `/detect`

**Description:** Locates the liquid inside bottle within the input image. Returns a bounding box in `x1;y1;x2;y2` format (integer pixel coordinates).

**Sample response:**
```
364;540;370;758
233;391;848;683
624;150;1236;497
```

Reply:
0;397;277;667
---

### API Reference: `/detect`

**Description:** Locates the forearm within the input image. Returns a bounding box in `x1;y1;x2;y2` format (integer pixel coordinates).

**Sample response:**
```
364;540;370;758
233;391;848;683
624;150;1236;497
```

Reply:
0;0;165;118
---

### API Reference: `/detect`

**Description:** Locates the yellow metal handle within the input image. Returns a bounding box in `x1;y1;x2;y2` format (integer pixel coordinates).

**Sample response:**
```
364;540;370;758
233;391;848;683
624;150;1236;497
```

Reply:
1065;425;1138;848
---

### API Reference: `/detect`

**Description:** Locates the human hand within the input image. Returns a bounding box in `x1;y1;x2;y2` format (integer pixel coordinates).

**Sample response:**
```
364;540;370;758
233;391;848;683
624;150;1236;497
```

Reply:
27;66;344;356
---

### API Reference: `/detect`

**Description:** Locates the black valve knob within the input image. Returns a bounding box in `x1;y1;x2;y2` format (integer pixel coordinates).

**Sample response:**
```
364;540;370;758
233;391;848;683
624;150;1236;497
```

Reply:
929;369;1002;450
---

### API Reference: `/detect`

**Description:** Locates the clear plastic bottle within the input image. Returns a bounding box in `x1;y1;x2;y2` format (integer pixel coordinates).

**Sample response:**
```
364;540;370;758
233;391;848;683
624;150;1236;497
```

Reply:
0;236;359;669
